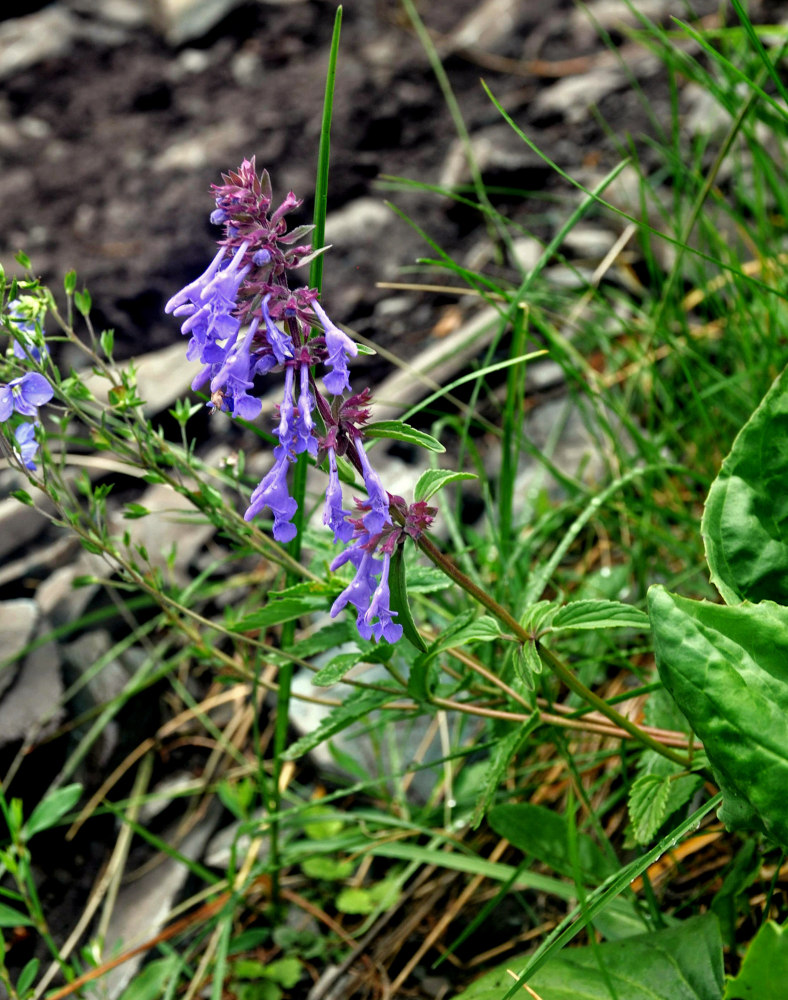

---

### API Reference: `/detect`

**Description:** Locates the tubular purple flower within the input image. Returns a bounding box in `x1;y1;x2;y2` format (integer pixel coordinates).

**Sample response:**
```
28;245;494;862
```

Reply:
363;552;403;644
324;447;354;543
209;319;262;421
273;365;296;461
244;454;298;542
164;246;226;315
293;363;317;457
13;421;40;471
0;373;54;421
355;440;390;536
262;295;294;364
330;547;381;621
311;300;357;396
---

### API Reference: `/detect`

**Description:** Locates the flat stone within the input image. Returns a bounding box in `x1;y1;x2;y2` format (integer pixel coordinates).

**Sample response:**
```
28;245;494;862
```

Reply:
0;632;63;746
0;8;79;82
0;599;39;698
151;0;250;46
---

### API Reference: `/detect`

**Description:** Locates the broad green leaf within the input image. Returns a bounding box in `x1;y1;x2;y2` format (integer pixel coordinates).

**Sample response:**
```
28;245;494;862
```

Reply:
724;920;788;999
24;783;83;838
628;773;672;844
488;802;615;882
282;690;391;760
289;622;355;658
363;420;445;453
702;364;788;604
649;585;788;846
230;596;327;631
336;886;376;914
414;469;477;502
550;599;650;631
311;651;364;687
455;913;723;1000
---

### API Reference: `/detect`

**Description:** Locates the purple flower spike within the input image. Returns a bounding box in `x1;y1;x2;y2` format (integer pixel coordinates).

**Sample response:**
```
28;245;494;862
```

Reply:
355;440;390;536
293;363;317;457
244;454;298;542
363;552;403;644
13;421;40;471
262;295;294;364
324;447;354;543
311;300;357;396
0;373;54;421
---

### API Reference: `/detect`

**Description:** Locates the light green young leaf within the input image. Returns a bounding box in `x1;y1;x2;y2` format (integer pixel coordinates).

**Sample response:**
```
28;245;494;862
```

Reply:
649;585;788;847
628;773;672;844
413;469;477;502
363;420;445;453
24;783;83;839
16;957;39;997
702;364;788;604
724;920;788;1000
454;913;723;1000
550;599;650;631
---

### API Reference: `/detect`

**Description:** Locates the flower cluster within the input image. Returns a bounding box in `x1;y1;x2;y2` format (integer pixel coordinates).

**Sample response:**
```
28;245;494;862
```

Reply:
167;159;436;643
2;298;53;470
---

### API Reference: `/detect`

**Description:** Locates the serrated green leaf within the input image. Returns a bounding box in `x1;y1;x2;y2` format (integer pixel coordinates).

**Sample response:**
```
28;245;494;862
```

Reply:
24;783;82;839
514;641;543;690
363;420;445;453
550;599;650;631
628;773;672;844
649;585;788;847
454;913;723;1000
290;622;355;658
231;596;327;632
724;920;788;1000
702;364;788;604
282;689;391;760
312;651;363;687
471;720;538;828
413;469;476;502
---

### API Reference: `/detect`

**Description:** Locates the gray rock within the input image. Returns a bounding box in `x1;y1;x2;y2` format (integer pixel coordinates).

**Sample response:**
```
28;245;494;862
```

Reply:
0;8;80;82
0;631;63;746
0;599;39;698
0;491;51;562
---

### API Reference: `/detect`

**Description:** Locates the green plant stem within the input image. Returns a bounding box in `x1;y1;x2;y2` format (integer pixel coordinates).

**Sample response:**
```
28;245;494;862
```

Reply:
416;535;691;767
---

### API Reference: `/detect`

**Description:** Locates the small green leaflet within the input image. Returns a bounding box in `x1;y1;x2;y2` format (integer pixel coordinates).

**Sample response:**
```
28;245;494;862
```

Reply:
414;469;477;502
363;420;445;453
628;773;672;844
231;595;327;631
550;600;650;631
24;783;83;839
311;651;364;687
